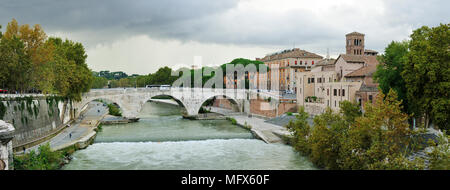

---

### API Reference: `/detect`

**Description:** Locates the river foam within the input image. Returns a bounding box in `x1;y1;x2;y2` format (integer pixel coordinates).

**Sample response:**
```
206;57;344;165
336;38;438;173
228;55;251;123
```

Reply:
63;139;315;170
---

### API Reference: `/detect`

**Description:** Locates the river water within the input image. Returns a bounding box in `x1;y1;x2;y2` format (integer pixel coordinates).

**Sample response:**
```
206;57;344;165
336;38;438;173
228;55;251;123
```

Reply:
63;102;315;170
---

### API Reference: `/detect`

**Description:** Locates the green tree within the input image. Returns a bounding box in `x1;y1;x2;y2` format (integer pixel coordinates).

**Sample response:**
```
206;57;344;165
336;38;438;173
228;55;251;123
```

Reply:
286;106;312;155
339;100;362;124
0;36;32;92
340;89;422;169
402;23;450;131
48;37;93;101
374;41;410;113
309;108;347;169
91;76;108;89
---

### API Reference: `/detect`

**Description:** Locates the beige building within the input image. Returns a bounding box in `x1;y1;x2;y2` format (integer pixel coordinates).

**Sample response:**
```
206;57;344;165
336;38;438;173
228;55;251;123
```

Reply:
297;71;362;114
257;48;323;92
296;31;380;115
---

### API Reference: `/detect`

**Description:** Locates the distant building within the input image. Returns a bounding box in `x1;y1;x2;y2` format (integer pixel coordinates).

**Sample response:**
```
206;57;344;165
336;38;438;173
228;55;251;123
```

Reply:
256;48;323;92
296;32;380;115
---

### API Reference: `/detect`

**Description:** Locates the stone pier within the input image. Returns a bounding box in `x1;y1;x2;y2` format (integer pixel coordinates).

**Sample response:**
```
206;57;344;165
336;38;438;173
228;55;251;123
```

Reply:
0;120;15;170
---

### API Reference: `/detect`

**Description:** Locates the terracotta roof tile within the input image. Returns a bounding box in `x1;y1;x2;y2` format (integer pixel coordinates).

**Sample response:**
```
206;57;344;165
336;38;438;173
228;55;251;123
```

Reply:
344;55;379;77
339;54;366;63
260;48;323;62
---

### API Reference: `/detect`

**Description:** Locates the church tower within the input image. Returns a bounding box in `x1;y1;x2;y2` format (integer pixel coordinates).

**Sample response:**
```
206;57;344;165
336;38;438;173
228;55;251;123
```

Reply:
346;32;365;55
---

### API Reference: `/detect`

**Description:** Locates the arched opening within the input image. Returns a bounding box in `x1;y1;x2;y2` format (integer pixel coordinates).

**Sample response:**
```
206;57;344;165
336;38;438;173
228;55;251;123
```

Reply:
199;95;240;115
140;94;188;116
85;98;124;117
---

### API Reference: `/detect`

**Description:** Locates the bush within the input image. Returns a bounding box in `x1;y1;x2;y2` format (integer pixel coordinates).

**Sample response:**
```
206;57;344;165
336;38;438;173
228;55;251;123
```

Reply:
107;103;122;116
14;143;64;170
427;135;450;170
227;117;237;125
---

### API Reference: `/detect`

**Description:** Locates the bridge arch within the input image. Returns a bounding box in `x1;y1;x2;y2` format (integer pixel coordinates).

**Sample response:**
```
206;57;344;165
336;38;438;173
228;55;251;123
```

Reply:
76;96;127;117
195;94;242;115
139;94;188;114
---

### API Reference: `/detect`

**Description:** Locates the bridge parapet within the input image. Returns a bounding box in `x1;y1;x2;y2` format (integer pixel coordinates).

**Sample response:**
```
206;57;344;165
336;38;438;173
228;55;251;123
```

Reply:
77;88;280;119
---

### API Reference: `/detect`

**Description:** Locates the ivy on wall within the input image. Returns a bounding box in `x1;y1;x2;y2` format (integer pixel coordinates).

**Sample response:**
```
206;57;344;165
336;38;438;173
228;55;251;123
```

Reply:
0;102;6;120
0;96;65;125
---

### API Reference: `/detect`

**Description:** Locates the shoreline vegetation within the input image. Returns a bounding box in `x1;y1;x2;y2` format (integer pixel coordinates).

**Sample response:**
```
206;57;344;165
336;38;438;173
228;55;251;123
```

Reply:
286;89;449;170
13;143;77;170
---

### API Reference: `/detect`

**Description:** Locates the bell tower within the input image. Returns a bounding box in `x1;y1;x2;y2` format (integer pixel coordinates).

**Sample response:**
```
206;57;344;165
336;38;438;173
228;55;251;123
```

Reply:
346;32;365;55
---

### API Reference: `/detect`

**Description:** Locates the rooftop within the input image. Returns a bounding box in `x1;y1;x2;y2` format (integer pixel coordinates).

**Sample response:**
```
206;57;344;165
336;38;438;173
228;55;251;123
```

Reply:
315;58;336;66
346;31;365;36
343;55;379;77
259;48;323;62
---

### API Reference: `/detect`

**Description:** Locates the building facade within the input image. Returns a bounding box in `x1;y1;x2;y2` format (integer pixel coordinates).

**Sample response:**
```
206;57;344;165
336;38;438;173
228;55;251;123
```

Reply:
296;32;380;115
257;48;323;92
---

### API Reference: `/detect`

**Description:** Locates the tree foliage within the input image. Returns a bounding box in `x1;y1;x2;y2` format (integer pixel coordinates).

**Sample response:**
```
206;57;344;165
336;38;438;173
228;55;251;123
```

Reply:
374;41;410;113
14;143;64;170
0;19;93;101
288;90;428;170
91;76;108;89
402;23;449;131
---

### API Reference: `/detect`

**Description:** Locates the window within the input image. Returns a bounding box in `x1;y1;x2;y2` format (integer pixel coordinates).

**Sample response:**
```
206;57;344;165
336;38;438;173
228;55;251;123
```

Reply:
327;89;329;96
342;89;345;96
335;100;336;107
295;60;297;65
334;89;337;96
308;78;310;84
300;61;302;65
338;89;341;96
369;95;373;103
311;78;315;83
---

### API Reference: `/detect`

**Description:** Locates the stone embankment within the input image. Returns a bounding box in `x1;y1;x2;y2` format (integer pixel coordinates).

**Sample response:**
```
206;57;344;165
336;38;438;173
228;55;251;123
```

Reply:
207;106;292;144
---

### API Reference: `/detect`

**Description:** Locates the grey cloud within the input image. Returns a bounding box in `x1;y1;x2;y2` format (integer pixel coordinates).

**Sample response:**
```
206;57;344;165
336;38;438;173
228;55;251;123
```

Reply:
0;0;448;55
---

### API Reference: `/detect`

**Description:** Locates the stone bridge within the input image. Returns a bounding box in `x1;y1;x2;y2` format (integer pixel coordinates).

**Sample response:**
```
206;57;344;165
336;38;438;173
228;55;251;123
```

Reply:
74;88;271;118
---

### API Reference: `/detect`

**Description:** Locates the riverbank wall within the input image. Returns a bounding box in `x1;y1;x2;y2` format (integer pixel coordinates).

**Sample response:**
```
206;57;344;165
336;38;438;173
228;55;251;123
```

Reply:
0;95;74;152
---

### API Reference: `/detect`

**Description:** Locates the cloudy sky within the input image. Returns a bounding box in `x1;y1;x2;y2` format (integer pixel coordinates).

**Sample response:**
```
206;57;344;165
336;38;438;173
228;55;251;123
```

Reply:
1;0;448;74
